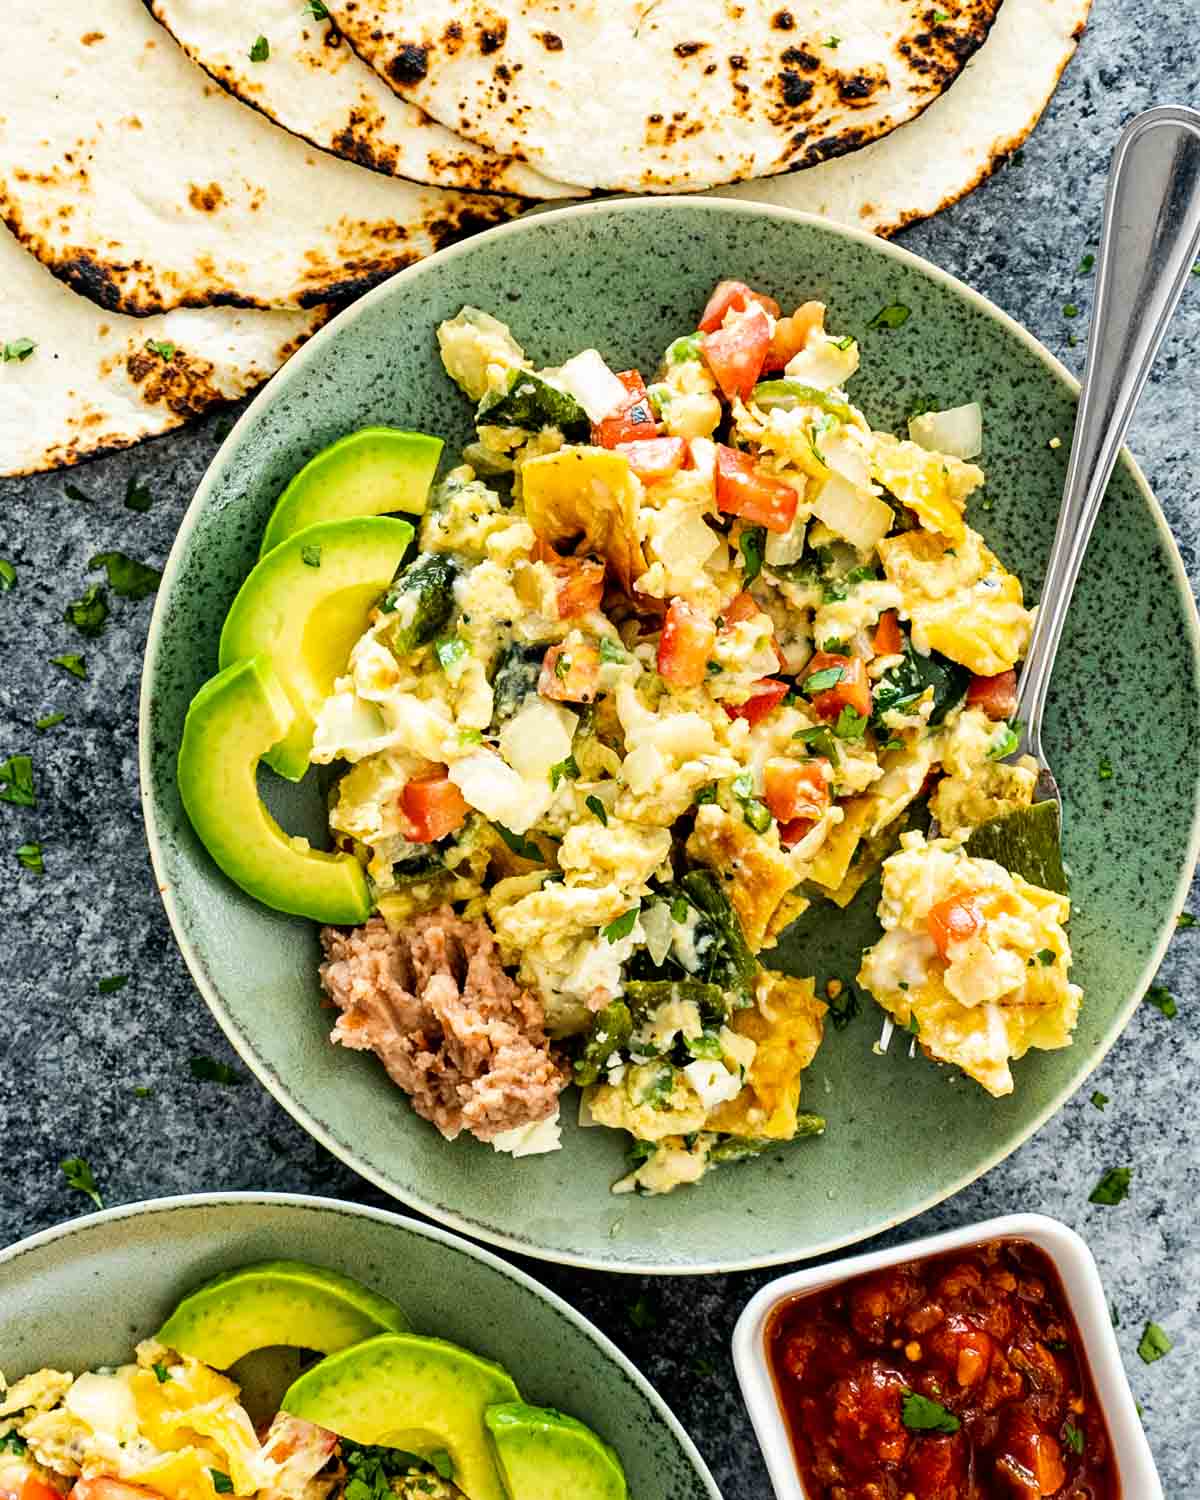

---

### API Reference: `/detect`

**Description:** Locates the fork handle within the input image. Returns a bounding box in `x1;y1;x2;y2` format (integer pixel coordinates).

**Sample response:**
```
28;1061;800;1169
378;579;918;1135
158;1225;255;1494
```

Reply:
1017;105;1200;759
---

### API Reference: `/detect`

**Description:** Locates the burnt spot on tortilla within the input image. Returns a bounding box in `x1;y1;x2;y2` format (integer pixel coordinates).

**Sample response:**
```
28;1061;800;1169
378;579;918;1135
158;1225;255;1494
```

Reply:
441;20;465;54
540;31;564;50
187;182;225;213
772;10;795;29
80;31;105;45
478;19;508;55
779;72;814;107
837;70;884;105
780;45;820;71
728;54;748;70
674;40;705;57
323;28;343;49
387;44;429;84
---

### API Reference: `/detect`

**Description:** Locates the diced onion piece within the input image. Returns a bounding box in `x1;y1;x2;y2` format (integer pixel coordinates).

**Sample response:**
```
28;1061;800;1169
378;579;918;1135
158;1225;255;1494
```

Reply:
783;333;860;391
878;1015;895;1053
809;473;894;551
908;402;983;460
555;349;629;423
448;750;550;834
640;899;674;967
499;697;577;780
765;511;808;566
683;1059;743;1110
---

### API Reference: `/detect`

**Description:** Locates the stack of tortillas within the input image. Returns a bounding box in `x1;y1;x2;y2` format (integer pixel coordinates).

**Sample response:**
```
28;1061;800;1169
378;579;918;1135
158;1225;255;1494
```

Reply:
1;0;1090;477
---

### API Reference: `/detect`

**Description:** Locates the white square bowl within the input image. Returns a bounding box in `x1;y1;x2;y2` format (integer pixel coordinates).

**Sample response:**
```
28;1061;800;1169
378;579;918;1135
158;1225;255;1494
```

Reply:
732;1212;1162;1500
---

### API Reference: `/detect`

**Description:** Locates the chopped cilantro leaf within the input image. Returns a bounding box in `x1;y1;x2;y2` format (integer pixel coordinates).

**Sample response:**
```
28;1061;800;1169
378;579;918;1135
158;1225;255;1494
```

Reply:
670;896;689;923
693;783;718;804
805;664;844;695
35;712;64;731
1177;911;1196;928
868;303;911;330
833;706;867;741
51;653;87;679
304;0;330;14
434;635;468;671
1078;252;1095;274
793;723;840;764
823;33;840;46
249;34;270;60
1036;948;1056;966
1146;985;1177;1018
1088;1166;1132;1205
152;1361;172;1383
0;1435;29;1456
1137;1322;1172;1364
17;841;43;873
585;794;609;826
549;754;579;790
1090;1090;1108;1110
89;551;162;600
599;635;627;664
1063;1420;1084;1454
0;559;14;591
495;824;543;862
900;1391;960;1433
1098;756;1114;780
739;525;766;585
189;1055;243;1085
830;334;856;351
125;475;154;512
602;906;639;944
0;754;35;808
98;975;129;994
210;1472;234;1494
61;1155;103;1209
1063;303;1080;318
2;337;36;362
1111;1301;1121;1328
301;544;322;568
145;339;176;361
627;1291;658;1329
64;582;109;637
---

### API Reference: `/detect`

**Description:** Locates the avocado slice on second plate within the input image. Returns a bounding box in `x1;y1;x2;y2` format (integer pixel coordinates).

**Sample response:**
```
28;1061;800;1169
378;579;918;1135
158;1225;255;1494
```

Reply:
260;428;442;557
219;515;414;781
281;1333;518;1500
155;1260;409;1369
485;1403;627;1500
177;655;370;924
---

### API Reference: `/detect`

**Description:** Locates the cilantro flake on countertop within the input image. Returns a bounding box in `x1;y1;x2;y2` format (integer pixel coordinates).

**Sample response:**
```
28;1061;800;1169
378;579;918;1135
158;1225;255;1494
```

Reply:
1137;1321;1173;1364
0;754;35;808
35;711;65;731
0;559;14;592
1145;985;1177;1018
602;906;639;944
98;975;129;994
249;34;270;60
1063;303;1080;318
1177;911;1196;927
145;339;176;361
2;337;36;362
17;841;44;873
61;1155;103;1209
51;653;87;680
1090;1090;1108;1110
1098;755;1114;780
125;475;154;512
627;1290;658;1330
133;1085;154;1098
90;551;162;600
900;1391;960;1434
64;582;109;637
1088;1166;1132;1205
868;303;911;330
190;1055;244;1085
1077;252;1095;274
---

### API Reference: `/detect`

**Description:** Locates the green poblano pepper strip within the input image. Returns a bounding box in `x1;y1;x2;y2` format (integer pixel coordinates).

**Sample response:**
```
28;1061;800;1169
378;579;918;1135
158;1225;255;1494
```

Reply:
870;643;970;728
680;870;758;1002
572;1001;634;1086
476;369;590;440
381;552;459;652
624;979;727;1021
750;380;854;422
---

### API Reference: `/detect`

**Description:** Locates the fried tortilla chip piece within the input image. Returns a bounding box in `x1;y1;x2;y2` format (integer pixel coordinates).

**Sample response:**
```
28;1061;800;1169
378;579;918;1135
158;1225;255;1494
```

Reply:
708;971;826;1140
686;806;801;952
521;447;648;595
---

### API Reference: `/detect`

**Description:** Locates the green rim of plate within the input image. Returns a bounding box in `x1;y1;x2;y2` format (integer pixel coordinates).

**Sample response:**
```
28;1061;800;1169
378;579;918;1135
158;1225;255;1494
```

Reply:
139;198;1200;1274
0;1192;719;1500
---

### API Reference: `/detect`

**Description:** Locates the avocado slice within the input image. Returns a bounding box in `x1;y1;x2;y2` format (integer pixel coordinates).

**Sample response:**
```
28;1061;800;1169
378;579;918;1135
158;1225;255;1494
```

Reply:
178;655;370;923
281;1333;518;1500
260;428;443;557
155;1260;409;1369
485;1403;627;1500
964;799;1069;895
220;516;414;781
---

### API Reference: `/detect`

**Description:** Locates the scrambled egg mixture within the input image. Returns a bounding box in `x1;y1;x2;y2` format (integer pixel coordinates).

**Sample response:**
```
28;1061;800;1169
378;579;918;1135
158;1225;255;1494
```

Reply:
311;282;1080;1191
0;1346;346;1500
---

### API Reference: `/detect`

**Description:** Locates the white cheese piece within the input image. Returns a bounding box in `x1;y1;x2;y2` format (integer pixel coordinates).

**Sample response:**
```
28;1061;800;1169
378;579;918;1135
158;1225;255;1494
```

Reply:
449;750;551;833
683;1059;743;1110
555;349;627;422
490;1109;563;1157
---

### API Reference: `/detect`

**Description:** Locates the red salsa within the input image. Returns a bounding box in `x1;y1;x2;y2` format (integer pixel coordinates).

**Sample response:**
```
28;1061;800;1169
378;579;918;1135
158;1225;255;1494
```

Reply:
766;1239;1119;1499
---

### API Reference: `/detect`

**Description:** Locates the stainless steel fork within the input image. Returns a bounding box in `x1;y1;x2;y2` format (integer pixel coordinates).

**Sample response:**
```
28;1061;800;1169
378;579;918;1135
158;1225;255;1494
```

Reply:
1007;104;1200;831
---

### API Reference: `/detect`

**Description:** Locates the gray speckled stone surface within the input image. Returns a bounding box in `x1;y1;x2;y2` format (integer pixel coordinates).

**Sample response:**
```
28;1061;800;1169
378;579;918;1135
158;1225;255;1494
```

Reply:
1;2;1198;1493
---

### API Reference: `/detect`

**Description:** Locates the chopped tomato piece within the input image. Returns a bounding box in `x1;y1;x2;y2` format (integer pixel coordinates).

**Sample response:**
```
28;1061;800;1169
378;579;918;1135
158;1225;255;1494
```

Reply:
804;651;871;721
20;1480;63;1500
995;1410;1067;1497
779;817;817;848
592;369;658;447
725;677;790;726
927;892;985;958
715;444;799;533
401;768;469;843
698;279;781;333
613;435;686;483
72;1483;164;1500
721;590;762;626
658;600;717;688
764;758;831;824
539;642;601;703
764;300;826;371
555;557;606;618
967;668;1019;720
702;302;771;402
873;609;903;657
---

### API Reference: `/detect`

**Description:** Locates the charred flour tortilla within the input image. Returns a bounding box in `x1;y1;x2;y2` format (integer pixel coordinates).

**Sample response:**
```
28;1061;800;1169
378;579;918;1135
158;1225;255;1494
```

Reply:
0;225;326;476
0;0;520;317
325;0;1003;192
147;0;574;199
720;0;1091;233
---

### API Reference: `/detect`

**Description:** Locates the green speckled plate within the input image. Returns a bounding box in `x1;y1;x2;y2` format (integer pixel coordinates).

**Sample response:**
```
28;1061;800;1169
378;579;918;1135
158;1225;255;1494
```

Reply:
0;1194;717;1500
139;199;1200;1273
